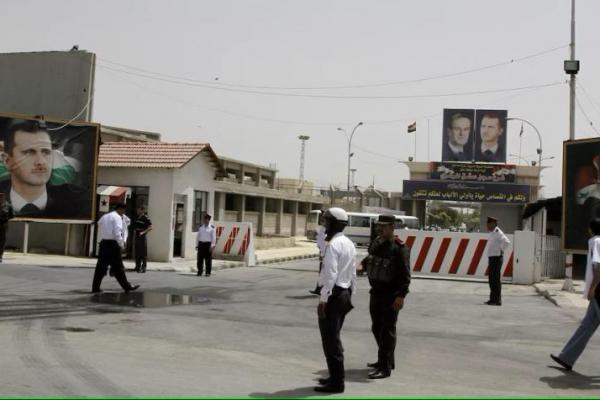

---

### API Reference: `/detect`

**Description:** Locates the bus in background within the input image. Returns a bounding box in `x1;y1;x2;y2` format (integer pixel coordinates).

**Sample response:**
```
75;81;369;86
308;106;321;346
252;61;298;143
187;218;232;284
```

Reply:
306;210;322;240
305;210;421;246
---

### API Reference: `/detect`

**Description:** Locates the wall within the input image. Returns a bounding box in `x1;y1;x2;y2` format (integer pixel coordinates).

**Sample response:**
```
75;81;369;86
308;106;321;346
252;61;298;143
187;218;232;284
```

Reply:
98;167;174;262
480;204;523;234
0;51;95;121
172;154;217;260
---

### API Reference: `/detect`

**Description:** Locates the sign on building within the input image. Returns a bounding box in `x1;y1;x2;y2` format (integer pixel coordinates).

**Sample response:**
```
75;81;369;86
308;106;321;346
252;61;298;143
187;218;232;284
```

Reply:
430;162;517;183
402;180;529;204
563;137;600;252
0;113;99;221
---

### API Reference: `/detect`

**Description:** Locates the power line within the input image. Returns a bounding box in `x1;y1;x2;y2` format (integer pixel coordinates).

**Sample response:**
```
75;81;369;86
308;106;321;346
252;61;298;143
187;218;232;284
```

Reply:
577;80;600;119
575;92;600;136
97;44;567;91
97;64;565;100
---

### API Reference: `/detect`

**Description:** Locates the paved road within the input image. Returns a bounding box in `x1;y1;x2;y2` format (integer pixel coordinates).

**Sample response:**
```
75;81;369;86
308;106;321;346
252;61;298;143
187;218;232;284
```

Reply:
0;259;598;397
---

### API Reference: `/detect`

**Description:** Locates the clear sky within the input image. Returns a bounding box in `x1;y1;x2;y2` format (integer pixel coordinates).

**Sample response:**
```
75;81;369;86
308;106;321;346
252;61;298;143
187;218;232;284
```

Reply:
2;0;600;197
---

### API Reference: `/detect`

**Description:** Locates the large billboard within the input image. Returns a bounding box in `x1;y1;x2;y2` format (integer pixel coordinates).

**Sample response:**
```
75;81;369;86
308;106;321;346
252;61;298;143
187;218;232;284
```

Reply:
0;113;99;221
430;162;516;183
563;138;600;252
402;180;529;204
442;109;507;163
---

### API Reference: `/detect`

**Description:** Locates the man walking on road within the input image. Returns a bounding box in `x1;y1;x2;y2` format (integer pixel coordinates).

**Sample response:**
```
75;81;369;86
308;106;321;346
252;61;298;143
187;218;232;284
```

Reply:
92;203;140;294
196;214;216;277
551;218;600;371
485;216;510;306
361;214;411;379
314;207;356;394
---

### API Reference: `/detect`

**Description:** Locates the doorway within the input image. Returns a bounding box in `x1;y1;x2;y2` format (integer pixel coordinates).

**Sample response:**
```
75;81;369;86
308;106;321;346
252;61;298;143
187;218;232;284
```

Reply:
173;196;186;257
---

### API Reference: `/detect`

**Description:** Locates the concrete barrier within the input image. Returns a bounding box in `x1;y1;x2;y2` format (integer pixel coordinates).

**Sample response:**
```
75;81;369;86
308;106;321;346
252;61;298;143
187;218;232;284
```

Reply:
213;222;256;267
394;230;537;284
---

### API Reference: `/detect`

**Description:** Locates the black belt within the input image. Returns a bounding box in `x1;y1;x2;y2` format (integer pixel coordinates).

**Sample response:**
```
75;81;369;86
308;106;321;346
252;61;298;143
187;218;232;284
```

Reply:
100;239;117;243
489;255;503;258
332;286;351;294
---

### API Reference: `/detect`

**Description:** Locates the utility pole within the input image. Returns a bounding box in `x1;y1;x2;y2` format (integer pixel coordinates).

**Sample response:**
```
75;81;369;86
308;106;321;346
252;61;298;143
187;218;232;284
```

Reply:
298;135;310;182
563;0;580;292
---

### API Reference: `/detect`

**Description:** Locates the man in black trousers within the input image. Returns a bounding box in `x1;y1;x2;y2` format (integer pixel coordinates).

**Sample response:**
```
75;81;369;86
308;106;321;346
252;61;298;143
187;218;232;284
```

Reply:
196;214;216;276
485;216;510;306
133;206;152;273
361;214;411;379
92;203;140;294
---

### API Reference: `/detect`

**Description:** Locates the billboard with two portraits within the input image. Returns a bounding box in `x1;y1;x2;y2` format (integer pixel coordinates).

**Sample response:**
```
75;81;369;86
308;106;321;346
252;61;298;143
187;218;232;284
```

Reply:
442;109;507;163
0;113;99;220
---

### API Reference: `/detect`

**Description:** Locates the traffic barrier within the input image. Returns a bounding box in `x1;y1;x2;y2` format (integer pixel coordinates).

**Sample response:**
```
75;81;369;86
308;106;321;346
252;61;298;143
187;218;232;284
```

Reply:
213;222;256;267
394;230;514;281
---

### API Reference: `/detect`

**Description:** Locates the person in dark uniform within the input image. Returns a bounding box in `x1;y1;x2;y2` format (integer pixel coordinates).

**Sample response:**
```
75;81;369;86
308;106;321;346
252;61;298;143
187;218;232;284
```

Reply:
91;203;140;294
0;193;14;262
360;214;411;379
196;214;216;277
133;206;152;273
485;216;510;305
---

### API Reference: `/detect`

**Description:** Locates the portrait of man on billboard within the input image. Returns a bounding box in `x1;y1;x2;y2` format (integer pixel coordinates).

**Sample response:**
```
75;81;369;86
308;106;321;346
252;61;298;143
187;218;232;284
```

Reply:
442;109;475;162
0;115;99;220
564;138;600;251
474;110;507;163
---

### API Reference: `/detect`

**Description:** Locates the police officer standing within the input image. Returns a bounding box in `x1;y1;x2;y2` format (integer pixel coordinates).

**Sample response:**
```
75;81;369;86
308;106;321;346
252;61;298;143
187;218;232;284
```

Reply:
196;214;216;277
361;214;411;379
485;216;510;306
315;207;356;394
133;206;152;273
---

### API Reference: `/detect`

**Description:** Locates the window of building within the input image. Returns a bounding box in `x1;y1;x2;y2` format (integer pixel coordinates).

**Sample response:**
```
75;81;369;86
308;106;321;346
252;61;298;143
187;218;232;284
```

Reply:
192;191;209;232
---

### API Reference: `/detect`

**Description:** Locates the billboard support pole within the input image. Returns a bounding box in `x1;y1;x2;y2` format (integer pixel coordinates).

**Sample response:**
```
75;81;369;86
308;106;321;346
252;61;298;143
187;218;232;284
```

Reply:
23;222;29;255
64;223;72;256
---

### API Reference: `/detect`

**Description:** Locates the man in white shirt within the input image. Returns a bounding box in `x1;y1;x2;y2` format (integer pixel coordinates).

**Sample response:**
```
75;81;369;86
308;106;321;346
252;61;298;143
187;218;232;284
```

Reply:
485;216;510;305
91;203;139;294
196;213;216;277
551;218;600;371
315;207;356;394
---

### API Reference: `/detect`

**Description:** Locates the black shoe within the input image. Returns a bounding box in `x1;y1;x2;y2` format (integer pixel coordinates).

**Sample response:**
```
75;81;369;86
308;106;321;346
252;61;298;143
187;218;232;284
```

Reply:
309;289;320;295
368;370;391;379
317;377;331;385
206;274;211;277
485;300;501;306
551;354;572;371
314;384;344;393
367;361;395;370
141;269;146;273
91;289;103;294
125;284;140;293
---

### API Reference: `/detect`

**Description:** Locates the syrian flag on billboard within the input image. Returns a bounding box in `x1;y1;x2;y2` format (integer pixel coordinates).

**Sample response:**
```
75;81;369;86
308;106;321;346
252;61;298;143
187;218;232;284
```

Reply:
407;121;416;133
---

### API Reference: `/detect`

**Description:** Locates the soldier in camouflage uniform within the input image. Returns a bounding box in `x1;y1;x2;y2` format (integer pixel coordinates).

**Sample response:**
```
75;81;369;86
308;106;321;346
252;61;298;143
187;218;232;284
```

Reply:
360;214;411;379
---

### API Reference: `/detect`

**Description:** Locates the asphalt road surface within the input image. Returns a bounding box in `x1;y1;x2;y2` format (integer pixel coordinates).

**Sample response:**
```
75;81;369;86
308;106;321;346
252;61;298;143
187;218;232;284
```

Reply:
0;259;598;397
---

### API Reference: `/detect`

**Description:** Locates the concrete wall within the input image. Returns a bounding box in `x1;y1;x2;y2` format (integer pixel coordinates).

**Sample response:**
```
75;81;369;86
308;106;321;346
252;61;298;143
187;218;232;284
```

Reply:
480;203;523;234
171;154;216;260
0;51;95;121
264;213;277;234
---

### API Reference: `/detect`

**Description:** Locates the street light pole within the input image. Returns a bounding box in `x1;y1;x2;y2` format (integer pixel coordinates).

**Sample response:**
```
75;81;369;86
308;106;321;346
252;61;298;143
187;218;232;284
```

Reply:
506;117;543;182
338;122;363;191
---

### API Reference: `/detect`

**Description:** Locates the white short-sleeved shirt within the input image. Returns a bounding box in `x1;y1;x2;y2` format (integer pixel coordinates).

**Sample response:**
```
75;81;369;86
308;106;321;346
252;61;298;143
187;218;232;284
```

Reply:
584;235;600;299
487;227;510;257
318;232;357;303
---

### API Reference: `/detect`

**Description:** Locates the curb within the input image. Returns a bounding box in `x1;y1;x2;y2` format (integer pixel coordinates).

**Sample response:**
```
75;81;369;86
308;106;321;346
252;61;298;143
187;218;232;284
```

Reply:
256;253;319;266
533;283;559;307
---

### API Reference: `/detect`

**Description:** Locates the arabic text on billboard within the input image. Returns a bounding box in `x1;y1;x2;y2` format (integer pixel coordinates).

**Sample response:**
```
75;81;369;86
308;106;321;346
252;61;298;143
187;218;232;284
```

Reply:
402;180;529;204
430;162;516;183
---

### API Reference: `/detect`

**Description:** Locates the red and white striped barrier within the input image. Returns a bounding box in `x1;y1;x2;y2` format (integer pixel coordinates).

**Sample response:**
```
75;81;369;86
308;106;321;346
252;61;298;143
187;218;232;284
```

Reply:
214;222;256;266
394;231;514;280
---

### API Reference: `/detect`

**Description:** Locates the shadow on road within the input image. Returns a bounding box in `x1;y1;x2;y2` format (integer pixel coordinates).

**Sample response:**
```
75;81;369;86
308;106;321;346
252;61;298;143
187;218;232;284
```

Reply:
248;369;372;398
540;366;600;390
